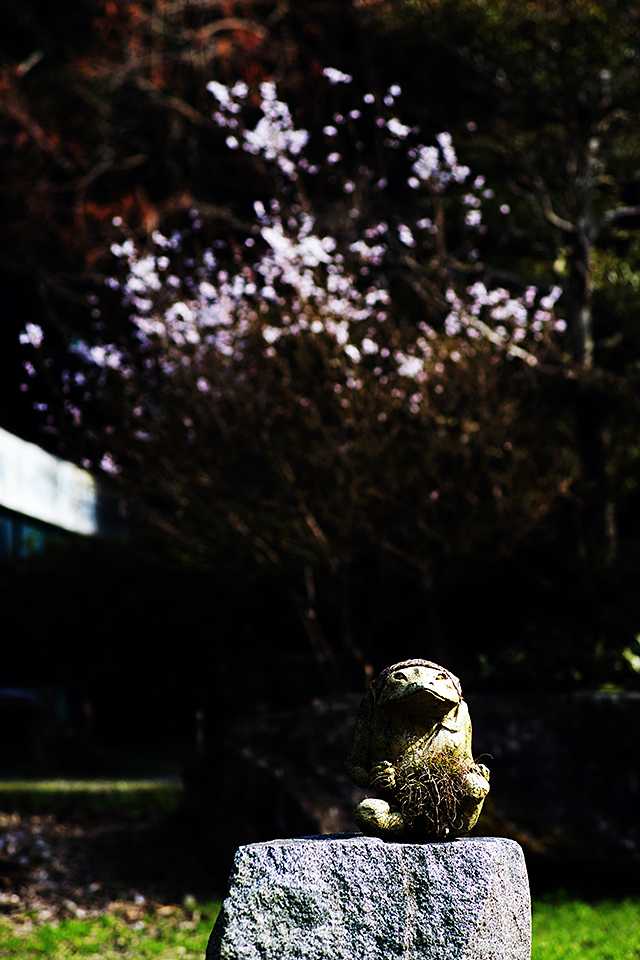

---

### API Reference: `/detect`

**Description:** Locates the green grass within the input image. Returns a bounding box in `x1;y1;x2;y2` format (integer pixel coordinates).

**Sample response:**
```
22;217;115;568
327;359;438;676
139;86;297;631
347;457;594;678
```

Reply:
1;895;638;959
0;780;179;792
532;894;640;959
0;901;220;959
0;779;184;818
1;781;638;959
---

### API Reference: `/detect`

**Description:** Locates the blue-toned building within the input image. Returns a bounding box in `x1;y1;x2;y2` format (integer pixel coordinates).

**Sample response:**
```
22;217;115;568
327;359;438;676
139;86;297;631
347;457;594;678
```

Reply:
0;427;100;562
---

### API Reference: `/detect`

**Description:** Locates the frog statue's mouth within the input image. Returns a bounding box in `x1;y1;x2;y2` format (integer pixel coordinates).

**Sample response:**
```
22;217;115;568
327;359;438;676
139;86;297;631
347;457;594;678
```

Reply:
394;684;457;719
376;663;461;719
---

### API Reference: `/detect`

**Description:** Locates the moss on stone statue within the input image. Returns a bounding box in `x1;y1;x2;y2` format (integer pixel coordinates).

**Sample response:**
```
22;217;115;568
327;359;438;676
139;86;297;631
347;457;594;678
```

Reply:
345;660;490;841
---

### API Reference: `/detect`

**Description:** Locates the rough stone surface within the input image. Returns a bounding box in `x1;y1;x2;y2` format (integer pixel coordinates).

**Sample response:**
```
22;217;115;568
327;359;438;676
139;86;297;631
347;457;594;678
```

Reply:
206;835;531;960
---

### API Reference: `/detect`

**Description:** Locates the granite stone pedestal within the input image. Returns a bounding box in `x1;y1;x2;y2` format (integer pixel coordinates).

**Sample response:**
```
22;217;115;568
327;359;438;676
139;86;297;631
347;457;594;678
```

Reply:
206;835;531;960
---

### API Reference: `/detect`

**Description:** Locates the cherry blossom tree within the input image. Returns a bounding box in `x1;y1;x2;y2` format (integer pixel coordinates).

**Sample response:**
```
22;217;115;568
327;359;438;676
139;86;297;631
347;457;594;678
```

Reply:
20;68;567;688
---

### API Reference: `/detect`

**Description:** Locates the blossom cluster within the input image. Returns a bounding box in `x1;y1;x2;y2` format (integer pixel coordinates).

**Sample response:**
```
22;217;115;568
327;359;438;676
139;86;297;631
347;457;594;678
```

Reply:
444;282;563;366
115;75;559;365
19;69;565;472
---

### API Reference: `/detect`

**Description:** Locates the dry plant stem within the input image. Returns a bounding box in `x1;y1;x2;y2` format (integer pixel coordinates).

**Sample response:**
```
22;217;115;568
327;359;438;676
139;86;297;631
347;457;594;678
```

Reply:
393;750;473;839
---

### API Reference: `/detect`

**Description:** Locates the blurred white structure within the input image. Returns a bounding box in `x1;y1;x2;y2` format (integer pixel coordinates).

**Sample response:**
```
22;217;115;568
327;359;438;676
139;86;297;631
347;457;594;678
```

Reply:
0;428;99;560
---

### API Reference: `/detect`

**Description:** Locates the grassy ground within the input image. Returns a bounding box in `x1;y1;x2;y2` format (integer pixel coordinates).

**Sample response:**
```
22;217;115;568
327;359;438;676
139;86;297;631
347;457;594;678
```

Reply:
532;894;640;960
0;900;220;959
0;778;222;959
2;892;639;959
0;780;639;959
0;779;184;816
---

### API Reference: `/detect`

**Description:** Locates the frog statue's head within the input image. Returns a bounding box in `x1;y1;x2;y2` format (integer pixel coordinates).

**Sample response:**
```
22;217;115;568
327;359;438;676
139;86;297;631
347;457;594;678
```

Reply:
372;659;462;721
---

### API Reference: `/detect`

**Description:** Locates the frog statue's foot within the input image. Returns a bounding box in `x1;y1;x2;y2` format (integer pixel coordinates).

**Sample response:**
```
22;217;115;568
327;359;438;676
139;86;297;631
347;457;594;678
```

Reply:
353;798;408;839
451;768;491;834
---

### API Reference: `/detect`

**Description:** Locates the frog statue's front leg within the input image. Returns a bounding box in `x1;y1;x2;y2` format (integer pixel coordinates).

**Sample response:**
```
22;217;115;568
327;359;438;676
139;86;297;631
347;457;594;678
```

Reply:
354;759;491;840
452;762;491;835
353;760;410;839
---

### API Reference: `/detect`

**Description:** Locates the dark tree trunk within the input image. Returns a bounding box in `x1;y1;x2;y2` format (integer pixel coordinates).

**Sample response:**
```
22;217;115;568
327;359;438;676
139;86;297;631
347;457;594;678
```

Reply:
562;209;616;560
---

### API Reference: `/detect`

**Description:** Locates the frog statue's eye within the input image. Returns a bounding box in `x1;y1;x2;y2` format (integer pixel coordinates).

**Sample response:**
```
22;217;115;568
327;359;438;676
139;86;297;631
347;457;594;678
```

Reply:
393;671;408;682
437;671;449;680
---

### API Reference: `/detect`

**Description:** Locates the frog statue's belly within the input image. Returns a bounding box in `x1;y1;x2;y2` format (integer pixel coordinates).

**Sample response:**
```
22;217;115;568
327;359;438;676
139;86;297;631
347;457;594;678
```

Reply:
368;704;473;770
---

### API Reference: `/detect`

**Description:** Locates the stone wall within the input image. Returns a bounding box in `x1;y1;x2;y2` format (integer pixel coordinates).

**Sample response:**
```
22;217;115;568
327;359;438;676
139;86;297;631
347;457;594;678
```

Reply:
184;692;640;889
468;692;640;874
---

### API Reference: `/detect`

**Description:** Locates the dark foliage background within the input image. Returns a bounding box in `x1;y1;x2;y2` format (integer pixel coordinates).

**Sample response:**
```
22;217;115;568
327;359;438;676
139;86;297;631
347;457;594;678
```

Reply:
2;0;640;766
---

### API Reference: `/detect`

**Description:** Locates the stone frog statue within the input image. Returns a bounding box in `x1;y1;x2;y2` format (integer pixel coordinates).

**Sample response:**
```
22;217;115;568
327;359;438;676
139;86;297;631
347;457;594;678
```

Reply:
345;659;490;841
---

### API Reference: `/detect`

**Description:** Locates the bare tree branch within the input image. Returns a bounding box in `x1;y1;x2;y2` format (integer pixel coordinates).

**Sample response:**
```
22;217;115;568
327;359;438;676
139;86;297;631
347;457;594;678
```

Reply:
601;205;640;225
